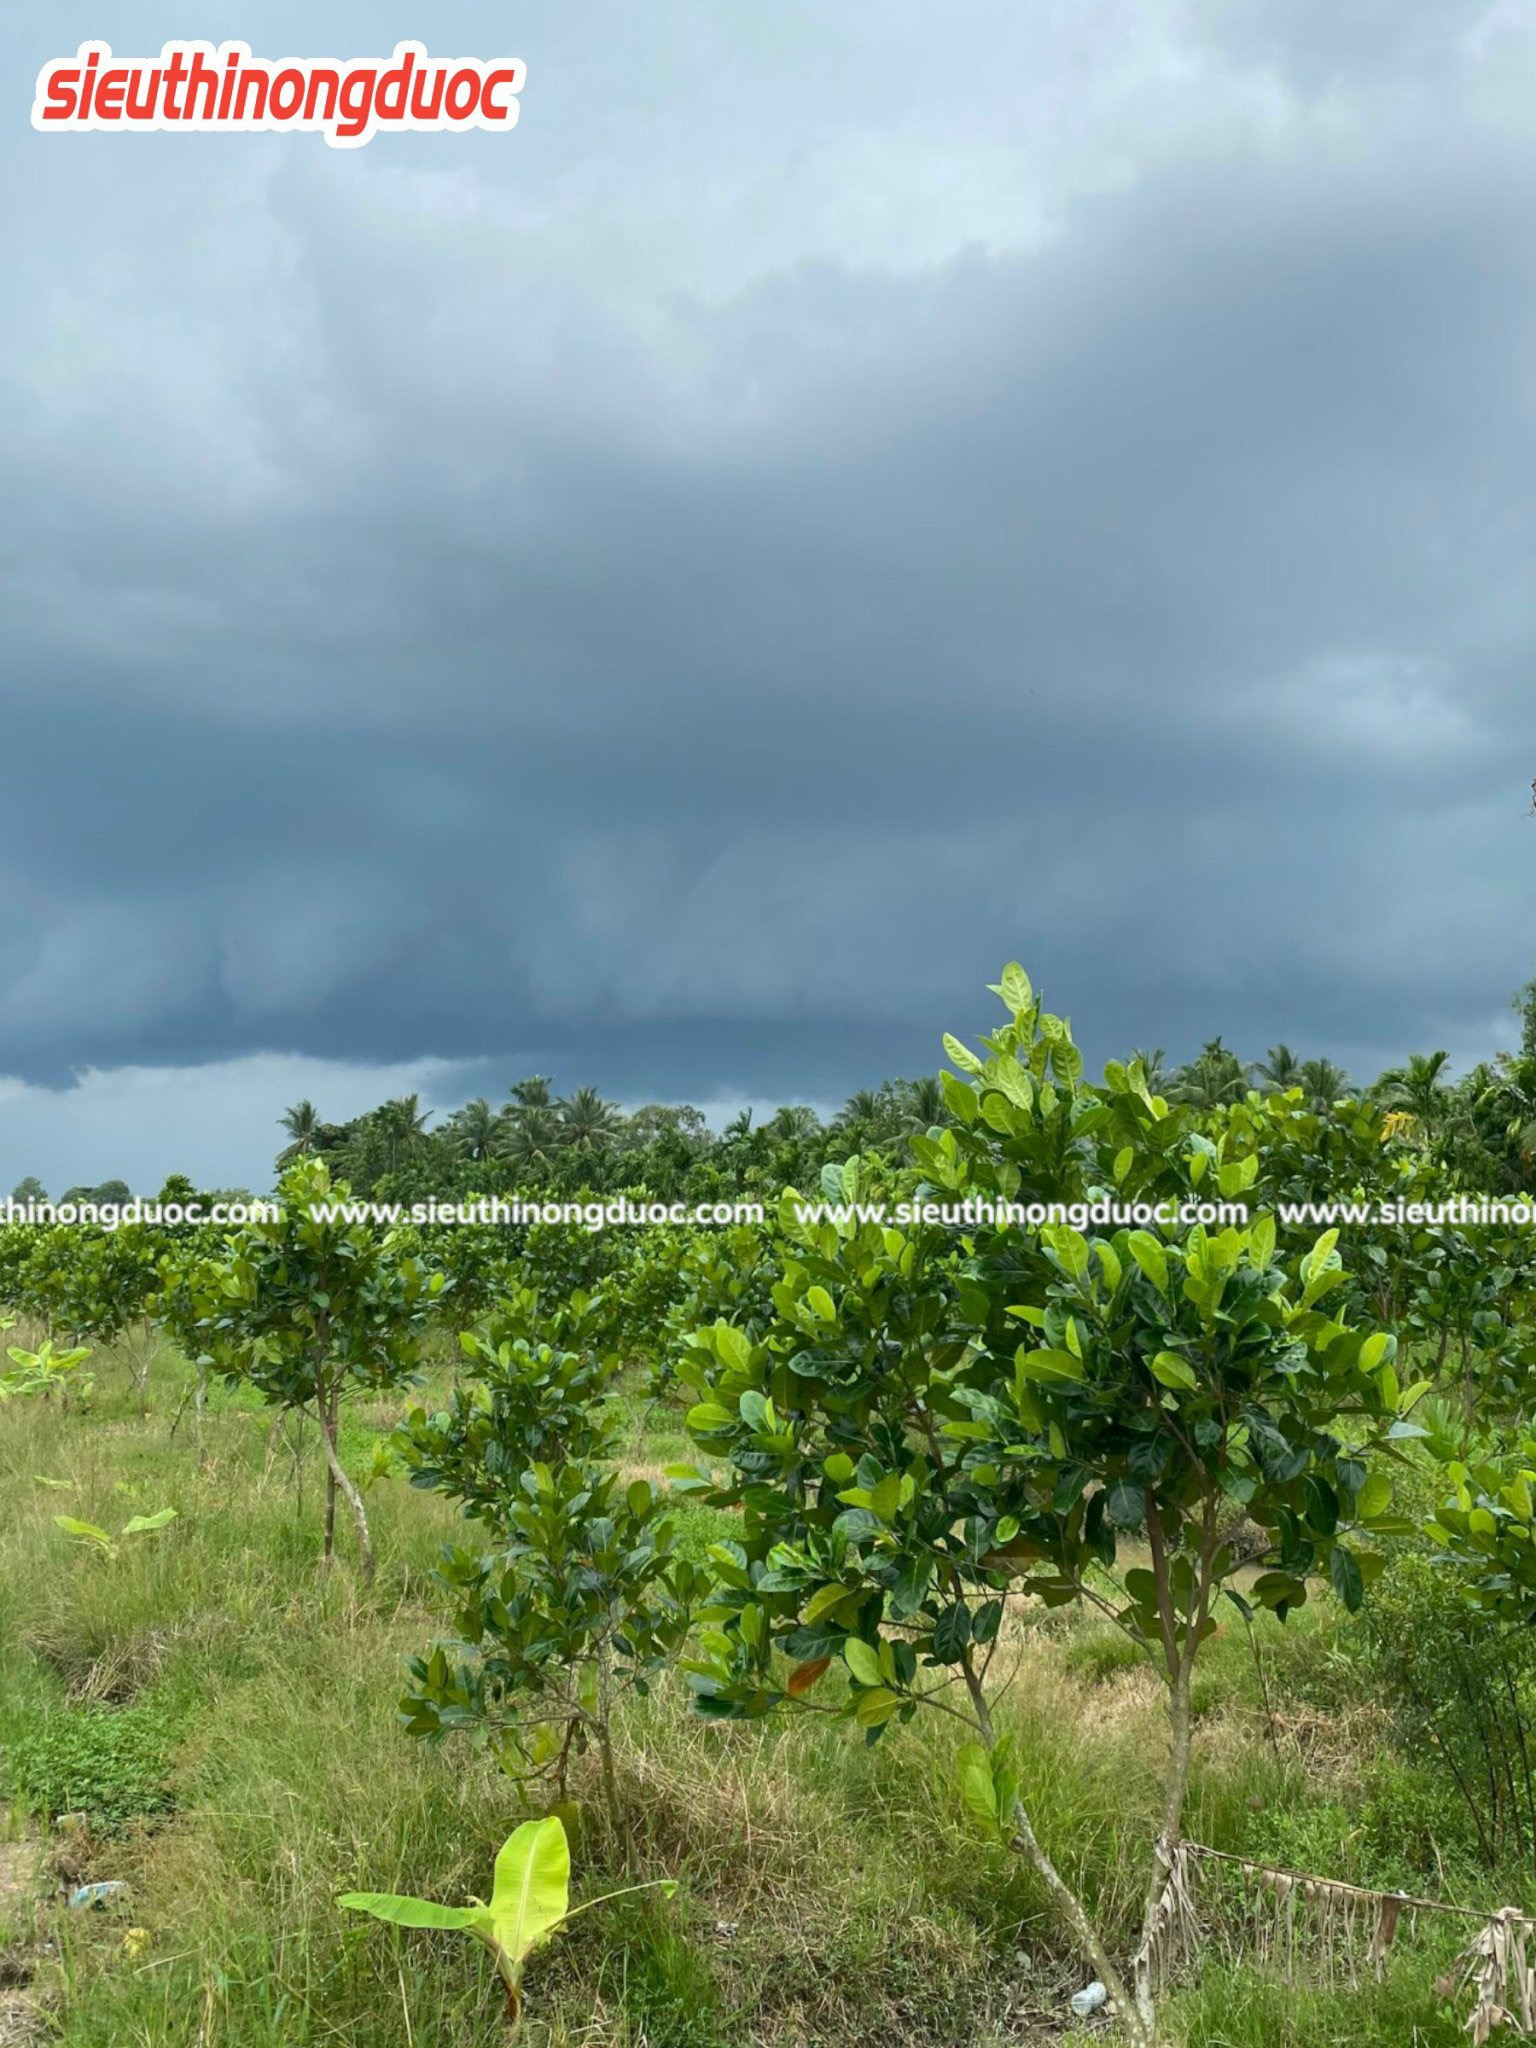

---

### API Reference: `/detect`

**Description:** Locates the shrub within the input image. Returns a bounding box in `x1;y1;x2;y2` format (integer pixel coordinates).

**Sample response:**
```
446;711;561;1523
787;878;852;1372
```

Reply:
5;1698;179;1832
1351;1545;1536;1878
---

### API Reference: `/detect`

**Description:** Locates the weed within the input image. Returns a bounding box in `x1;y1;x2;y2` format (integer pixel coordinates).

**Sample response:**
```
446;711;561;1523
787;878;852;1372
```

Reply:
4;1697;180;1832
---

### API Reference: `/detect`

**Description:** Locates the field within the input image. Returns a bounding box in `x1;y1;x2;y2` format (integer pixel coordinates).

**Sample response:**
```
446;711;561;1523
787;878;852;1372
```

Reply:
0;1336;1509;2048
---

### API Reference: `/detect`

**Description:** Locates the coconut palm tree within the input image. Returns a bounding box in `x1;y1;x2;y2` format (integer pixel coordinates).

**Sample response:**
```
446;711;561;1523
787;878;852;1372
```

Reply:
1255;1044;1304;1092
1169;1039;1251;1110
376;1094;433;1174
508;1076;553;1110
1298;1058;1351;1112
1477;1062;1535;1147
1375;1050;1452;1137
899;1075;947;1131
278;1100;321;1165
498;1104;562;1173
765;1105;822;1144
559;1086;623;1152
834;1088;882;1132
443;1098;500;1163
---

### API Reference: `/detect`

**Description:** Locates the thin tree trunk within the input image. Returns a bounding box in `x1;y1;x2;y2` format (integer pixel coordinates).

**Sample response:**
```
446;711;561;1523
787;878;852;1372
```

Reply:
963;1655;1146;2042
1007;1797;1146;2040
316;1385;374;1585
321;1396;338;1562
131;1331;151;1418
596;1649;629;1870
1133;1657;1195;2041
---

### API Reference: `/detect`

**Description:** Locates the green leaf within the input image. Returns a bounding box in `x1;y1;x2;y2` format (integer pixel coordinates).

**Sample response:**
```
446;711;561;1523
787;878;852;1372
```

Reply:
931;1603;971;1664
998;963;1034;1016
1355;1473;1392;1522
943;1033;984;1077
337;1893;488;1934
988;1055;1034;1111
1126;1232;1168;1296
1150;1352;1198;1392
870;1473;902;1521
1329;1544;1365;1615
1358;1331;1394;1374
1105;1481;1145;1529
853;1686;903;1728
715;1325;753;1372
957;1743;1000;1831
1041;1226;1090;1281
940;1071;979;1123
803;1582;853;1626
686;1402;735;1434
488;1816;572;1970
54;1516;111;1546
121;1508;178;1535
1016;1347;1085;1385
843;1638;885;1688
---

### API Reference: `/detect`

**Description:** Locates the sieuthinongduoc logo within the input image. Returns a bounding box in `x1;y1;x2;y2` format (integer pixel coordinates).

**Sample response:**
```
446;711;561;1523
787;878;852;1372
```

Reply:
31;39;526;149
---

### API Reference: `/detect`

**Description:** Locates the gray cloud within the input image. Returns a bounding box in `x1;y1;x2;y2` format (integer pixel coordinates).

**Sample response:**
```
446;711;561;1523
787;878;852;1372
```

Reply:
1;0;1534;1186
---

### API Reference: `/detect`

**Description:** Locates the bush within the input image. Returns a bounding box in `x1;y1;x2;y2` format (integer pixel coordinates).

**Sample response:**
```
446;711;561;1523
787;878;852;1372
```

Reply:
4;1696;179;1831
1349;1544;1536;1879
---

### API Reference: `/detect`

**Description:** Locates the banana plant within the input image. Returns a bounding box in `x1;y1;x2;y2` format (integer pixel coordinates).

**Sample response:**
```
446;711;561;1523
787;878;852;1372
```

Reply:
339;1815;675;2029
54;1507;177;1558
1;1338;93;1405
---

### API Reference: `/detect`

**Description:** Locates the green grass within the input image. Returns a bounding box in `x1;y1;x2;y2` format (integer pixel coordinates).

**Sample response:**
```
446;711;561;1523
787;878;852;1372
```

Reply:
0;1339;1523;2046
4;1696;181;1832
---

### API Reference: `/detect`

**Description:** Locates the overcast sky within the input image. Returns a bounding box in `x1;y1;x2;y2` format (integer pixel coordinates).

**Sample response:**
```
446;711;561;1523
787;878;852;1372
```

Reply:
3;1;1536;1192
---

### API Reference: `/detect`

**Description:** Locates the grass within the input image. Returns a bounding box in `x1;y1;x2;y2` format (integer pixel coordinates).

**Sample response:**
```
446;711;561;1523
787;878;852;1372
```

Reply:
0;1339;1524;2045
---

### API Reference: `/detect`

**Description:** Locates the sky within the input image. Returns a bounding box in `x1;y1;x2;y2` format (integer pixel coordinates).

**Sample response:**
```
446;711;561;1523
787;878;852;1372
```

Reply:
3;0;1536;1192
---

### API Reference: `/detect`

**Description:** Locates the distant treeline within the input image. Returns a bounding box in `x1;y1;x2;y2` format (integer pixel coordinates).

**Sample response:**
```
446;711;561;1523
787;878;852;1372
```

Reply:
18;972;1536;1206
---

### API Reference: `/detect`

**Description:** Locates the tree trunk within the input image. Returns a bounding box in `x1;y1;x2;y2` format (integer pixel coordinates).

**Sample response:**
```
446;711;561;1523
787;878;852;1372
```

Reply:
1132;1657;1196;2043
963;1655;1146;2042
316;1385;373;1584
321;1399;337;1562
1007;1798;1147;2042
595;1649;628;1870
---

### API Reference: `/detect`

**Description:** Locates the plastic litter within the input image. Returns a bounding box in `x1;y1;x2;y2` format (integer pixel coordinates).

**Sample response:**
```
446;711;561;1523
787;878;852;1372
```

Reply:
1069;1980;1108;2017
67;1882;128;1910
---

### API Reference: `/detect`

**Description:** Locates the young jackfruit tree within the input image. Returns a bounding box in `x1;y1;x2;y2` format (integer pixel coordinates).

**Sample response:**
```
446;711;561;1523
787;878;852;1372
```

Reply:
676;966;1415;2048
12;1223;164;1411
160;1158;439;1584
396;1290;702;1840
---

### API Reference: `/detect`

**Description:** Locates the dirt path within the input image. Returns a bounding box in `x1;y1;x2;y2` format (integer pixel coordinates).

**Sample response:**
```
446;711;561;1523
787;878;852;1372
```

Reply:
0;1836;47;2046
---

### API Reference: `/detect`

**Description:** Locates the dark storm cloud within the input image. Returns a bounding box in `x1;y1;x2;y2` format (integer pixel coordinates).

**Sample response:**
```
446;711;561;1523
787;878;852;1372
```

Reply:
1;0;1534;1188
